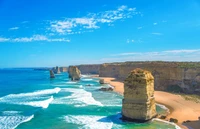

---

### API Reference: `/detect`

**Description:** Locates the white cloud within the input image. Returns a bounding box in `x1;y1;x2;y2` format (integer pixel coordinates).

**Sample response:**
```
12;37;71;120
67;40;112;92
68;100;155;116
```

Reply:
103;49;200;62
151;32;163;35
164;49;200;53
0;35;70;43
0;37;10;42
9;27;19;30
153;22;158;25
50;5;139;34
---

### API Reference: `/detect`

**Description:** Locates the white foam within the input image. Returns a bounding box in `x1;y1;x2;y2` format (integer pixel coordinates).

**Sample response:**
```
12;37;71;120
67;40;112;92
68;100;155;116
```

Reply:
0;114;34;129
81;75;89;77
53;88;103;107
2;111;22;115
152;118;182;129
22;96;54;108
64;115;113;129
66;81;77;84
81;78;93;81
156;103;170;113
0;88;60;108
1;88;60;98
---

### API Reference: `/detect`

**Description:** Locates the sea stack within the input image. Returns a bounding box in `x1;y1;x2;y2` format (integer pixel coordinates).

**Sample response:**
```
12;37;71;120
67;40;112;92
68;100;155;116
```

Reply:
122;68;157;122
50;70;55;78
55;66;61;74
68;66;81;81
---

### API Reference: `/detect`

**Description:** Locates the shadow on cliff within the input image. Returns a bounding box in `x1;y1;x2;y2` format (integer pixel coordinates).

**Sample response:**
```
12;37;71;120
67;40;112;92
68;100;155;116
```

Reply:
183;117;200;129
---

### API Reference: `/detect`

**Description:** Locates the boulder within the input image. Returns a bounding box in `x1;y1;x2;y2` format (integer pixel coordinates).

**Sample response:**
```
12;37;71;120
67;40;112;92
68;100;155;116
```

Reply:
68;66;81;81
99;87;113;91
50;70;55;78
99;79;105;84
122;68;157;122
169;118;178;123
159;115;167;119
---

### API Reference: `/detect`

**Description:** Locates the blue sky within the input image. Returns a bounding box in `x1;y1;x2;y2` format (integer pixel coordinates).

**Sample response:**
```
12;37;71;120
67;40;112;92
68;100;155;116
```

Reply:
0;0;200;67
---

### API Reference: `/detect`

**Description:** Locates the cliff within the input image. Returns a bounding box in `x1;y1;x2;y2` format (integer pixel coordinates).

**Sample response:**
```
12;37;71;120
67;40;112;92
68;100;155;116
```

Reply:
122;68;157;122
99;62;200;94
77;64;100;74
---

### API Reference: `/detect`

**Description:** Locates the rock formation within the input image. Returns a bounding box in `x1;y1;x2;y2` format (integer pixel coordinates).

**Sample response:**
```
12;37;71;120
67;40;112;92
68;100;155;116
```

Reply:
52;66;61;74
99;62;200;94
122;68;157;122
99;87;113;91
99;79;105;84
55;66;61;74
50;70;55;78
60;67;68;72
68;66;81;81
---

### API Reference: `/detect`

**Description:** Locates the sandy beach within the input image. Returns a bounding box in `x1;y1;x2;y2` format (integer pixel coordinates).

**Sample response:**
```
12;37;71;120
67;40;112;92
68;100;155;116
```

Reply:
100;77;200;129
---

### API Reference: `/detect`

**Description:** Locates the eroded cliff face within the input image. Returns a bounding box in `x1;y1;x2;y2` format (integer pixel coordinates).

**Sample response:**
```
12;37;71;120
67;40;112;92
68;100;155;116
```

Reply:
99;62;200;94
77;64;100;74
122;68;157;122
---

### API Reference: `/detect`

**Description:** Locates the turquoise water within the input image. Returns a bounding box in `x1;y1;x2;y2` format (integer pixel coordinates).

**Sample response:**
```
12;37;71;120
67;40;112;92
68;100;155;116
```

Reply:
0;69;179;129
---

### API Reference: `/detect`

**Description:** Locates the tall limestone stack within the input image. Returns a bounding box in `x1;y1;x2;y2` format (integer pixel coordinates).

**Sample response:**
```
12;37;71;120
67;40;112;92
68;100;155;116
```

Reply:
52;66;61;74
68;66;81;81
55;66;61;74
50;70;55;78
122;68;157;122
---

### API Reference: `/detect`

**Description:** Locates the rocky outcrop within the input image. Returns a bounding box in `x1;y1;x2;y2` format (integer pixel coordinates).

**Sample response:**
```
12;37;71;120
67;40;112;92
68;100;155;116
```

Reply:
99;62;200;94
77;64;100;74
50;70;55;78
99;87;113;91
68;66;81;81
60;67;68;72
99;79;105;84
122;68;157;122
52;66;61;74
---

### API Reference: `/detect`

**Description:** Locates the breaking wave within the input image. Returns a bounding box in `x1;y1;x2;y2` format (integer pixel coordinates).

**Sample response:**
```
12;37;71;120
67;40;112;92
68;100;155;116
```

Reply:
64;115;113;129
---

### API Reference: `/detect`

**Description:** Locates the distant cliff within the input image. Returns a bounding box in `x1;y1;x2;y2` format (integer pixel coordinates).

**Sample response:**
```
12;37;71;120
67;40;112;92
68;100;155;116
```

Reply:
99;62;200;94
77;64;100;74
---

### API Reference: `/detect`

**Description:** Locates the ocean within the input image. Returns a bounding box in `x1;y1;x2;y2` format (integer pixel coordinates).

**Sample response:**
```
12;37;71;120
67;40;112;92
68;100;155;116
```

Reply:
0;69;180;129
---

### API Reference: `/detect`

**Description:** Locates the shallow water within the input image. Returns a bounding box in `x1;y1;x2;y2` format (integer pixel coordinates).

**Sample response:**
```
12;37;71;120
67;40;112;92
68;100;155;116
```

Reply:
0;69;179;129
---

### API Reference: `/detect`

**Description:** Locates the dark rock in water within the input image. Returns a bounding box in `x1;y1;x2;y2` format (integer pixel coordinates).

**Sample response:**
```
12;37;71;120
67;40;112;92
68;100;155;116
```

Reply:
68;66;81;81
122;68;157;122
85;84;92;86
99;79;105;84
169;118;178;123
50;70;55;78
159;115;167;119
99;87;113;91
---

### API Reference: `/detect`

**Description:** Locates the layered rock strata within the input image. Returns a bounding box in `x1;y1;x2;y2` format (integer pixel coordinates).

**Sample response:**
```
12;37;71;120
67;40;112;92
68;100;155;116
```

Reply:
68;66;81;81
122;68;157;122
